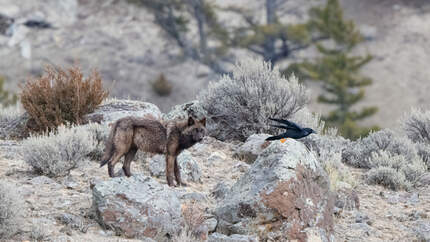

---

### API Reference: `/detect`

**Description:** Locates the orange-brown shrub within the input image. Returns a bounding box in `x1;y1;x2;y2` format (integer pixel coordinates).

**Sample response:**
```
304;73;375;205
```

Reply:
20;65;109;132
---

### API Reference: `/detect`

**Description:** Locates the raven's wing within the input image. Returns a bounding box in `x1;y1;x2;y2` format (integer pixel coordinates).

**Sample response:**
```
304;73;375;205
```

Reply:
269;118;302;131
269;124;289;129
265;134;286;141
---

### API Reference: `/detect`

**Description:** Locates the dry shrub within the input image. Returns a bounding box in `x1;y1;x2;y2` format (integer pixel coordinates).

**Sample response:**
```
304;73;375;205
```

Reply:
177;201;207;242
365;151;426;190
403;108;430;144
20;65;108;132
21;125;97;177
151;73;172;96
198;58;308;141
0;180;24;239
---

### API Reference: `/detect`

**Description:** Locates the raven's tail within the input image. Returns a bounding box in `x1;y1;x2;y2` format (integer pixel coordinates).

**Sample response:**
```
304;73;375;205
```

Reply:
265;134;285;141
100;121;119;167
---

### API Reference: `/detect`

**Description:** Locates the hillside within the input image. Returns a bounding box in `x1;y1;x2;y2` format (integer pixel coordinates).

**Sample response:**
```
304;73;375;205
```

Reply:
0;0;430;128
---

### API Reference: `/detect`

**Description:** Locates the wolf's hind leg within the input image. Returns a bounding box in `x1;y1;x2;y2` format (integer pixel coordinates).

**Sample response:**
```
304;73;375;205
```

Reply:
123;147;137;177
174;158;187;187
108;152;125;177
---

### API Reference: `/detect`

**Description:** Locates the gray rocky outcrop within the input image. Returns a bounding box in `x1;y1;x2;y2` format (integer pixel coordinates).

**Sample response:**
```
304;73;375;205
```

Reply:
215;140;335;241
92;175;184;241
163;100;207;121
84;99;162;124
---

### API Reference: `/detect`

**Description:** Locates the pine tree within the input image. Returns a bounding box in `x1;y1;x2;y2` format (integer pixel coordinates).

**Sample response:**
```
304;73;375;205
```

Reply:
295;0;378;140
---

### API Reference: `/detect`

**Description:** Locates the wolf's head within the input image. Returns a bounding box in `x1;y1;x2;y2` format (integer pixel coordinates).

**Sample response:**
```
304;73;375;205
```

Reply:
183;116;207;142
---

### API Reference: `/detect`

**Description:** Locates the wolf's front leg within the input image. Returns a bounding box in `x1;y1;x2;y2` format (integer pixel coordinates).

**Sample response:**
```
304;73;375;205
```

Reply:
166;155;176;187
174;158;187;187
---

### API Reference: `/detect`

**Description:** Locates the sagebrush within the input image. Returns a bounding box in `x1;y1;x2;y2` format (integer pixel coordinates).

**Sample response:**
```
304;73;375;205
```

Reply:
20;65;108;132
198;58;308;141
0;180;24;239
0;103;23;125
22;125;97;177
83;122;110;160
403;108;430;144
365;151;426;190
342;129;418;168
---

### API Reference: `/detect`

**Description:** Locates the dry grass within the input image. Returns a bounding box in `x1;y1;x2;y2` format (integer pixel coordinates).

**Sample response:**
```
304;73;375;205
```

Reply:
20;65;109;132
0;180;24;239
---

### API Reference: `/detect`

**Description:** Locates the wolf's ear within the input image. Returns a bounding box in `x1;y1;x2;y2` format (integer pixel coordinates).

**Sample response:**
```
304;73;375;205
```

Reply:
188;116;195;126
200;117;206;126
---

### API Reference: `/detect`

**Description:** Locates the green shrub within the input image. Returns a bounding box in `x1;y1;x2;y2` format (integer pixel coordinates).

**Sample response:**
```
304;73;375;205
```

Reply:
20;65;109;132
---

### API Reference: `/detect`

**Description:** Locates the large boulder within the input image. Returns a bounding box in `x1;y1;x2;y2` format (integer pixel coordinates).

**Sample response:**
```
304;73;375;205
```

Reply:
92;175;184;241
163;100;207;121
215;140;335;241
84;99;162;124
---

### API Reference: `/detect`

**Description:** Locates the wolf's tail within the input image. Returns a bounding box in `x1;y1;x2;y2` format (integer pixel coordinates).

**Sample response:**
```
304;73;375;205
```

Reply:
100;121;119;167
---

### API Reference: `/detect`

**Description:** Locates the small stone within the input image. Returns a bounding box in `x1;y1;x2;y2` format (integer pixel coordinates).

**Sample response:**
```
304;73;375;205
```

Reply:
211;182;230;200
63;176;78;189
204;218;217;232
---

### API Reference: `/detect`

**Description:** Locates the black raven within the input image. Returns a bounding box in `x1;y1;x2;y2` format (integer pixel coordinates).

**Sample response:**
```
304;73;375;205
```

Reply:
266;118;316;141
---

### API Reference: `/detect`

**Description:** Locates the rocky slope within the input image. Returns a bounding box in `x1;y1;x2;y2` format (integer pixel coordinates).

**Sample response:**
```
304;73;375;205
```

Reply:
0;100;429;241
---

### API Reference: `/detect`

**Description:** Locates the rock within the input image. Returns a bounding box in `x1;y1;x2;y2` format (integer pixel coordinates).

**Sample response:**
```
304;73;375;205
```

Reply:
232;162;250;173
215;140;335;242
148;154;165;178
180;192;208;202
211;182;230;200
350;223;373;236
177;150;202;182
92;175;184;241
204;218;218;232
63;176;78;189
233;134;271;163
163;100;207;121
207;152;227;165
354;212;369;224
208;233;258;242
148;151;202;183
56;213;86;232
84;99;162;124
29;176;57;185
413;220;430;241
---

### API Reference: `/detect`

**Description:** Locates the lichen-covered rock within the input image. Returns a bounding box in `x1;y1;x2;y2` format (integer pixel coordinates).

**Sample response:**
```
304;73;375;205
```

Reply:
233;134;271;163
92;175;184;241
215;140;335;241
163;100;207;121
148;150;202;183
84;99;162;124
